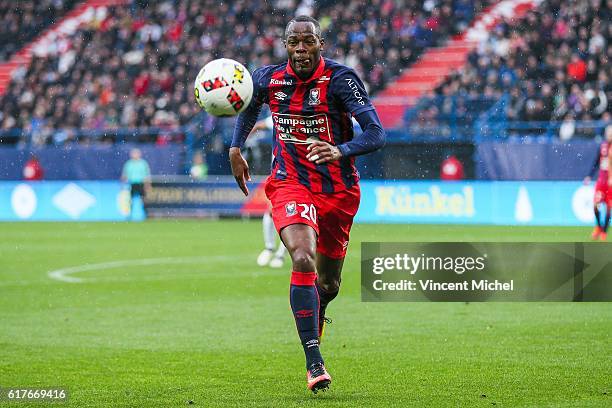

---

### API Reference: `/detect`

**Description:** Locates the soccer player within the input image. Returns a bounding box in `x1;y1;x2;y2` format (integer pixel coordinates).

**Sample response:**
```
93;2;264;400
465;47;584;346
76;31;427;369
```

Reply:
584;125;612;240
229;16;385;392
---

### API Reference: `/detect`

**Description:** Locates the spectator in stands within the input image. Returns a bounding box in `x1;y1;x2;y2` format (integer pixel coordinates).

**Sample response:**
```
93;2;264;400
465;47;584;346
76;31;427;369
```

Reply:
567;53;587;82
559;113;576;141
440;154;464;181
189;151;208;180
22;153;44;180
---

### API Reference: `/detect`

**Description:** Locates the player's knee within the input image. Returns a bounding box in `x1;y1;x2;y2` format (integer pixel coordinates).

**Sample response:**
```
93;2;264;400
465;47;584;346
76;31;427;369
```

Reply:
290;247;316;271
318;275;341;292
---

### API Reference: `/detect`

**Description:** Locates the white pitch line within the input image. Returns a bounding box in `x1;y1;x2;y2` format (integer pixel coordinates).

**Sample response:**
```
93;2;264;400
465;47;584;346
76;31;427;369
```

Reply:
47;255;237;283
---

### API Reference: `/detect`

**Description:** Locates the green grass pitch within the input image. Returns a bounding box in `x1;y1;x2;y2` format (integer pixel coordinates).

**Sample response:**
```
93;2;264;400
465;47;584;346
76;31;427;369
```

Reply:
0;221;610;407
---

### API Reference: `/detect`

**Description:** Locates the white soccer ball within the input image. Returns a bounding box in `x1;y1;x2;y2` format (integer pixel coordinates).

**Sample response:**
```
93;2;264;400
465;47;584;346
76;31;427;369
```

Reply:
193;58;253;117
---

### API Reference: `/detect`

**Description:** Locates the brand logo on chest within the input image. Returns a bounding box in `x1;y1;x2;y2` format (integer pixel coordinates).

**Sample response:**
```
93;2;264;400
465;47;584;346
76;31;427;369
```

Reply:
274;91;288;101
270;78;293;86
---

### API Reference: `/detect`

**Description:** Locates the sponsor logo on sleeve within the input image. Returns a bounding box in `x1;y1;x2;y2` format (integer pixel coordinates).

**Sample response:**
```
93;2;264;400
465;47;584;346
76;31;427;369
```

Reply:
345;78;365;105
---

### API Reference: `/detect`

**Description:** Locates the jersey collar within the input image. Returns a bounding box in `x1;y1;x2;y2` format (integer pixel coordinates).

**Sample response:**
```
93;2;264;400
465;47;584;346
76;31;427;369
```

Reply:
286;57;325;83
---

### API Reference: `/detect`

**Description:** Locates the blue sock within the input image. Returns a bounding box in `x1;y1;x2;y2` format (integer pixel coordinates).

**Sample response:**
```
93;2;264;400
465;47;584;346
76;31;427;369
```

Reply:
290;271;323;368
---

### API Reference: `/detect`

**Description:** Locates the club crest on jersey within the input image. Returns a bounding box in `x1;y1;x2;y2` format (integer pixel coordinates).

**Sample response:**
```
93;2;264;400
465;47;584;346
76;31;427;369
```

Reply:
285;201;297;217
274;91;287;101
308;88;321;106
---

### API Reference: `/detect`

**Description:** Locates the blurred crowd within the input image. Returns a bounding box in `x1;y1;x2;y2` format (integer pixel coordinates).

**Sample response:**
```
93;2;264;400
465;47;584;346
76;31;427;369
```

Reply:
433;0;610;136
0;0;490;145
0;0;77;61
315;0;491;94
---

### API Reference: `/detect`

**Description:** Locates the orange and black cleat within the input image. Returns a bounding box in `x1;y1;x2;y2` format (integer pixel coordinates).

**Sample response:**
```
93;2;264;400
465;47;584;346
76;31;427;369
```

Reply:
307;362;331;393
599;231;607;241
591;226;602;240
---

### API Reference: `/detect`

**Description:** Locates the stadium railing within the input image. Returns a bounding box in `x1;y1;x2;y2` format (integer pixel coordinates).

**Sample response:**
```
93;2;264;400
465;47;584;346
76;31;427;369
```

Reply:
475;119;609;142
2;120;609;148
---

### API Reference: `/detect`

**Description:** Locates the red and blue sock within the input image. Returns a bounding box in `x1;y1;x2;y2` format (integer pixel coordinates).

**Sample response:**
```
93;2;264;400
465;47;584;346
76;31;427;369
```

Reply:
290;271;322;367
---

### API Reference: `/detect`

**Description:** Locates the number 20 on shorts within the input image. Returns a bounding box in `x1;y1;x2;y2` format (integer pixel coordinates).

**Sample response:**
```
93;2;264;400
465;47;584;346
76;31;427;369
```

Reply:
298;203;317;224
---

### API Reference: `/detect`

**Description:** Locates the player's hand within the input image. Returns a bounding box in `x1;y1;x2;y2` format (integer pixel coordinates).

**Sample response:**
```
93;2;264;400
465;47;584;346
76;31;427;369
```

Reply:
306;141;342;164
583;177;591;185
229;147;251;196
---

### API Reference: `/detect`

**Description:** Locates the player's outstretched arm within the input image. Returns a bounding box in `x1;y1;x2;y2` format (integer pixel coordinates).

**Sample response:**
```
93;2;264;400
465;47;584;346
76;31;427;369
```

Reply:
230;81;265;195
231;66;268;148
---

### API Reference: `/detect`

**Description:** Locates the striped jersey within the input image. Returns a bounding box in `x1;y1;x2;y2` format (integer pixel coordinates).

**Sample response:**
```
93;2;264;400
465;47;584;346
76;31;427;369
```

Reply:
249;57;374;193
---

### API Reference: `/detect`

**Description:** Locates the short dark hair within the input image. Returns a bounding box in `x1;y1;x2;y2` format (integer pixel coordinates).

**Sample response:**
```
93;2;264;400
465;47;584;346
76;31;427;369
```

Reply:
284;15;321;39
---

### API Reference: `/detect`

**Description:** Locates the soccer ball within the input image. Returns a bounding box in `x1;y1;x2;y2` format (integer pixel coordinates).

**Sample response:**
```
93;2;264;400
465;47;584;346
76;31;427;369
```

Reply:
193;58;253;117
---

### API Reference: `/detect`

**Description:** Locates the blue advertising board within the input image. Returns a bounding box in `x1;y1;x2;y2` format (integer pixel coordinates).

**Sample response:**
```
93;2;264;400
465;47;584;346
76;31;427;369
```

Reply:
0;178;268;221
0;180;597;225
356;180;594;226
0;181;129;221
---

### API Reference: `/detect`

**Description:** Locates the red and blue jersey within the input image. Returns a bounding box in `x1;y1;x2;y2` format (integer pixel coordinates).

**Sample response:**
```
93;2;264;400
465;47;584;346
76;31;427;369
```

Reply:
233;57;377;193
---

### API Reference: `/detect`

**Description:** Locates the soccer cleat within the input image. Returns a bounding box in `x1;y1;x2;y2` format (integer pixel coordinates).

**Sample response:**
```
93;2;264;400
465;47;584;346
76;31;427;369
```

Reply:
318;316;332;342
307;362;331;393
268;256;284;268
256;249;274;266
591;226;602;240
599;231;607;241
